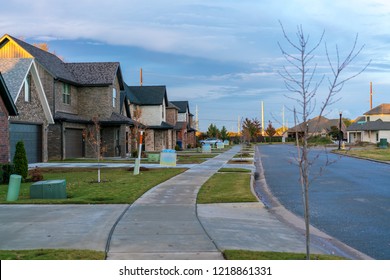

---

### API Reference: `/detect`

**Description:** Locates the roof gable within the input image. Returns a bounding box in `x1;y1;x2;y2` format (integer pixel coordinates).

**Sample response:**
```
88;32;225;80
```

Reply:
126;85;168;106
0;72;17;115
2;35;75;82
171;101;189;114
0;58;53;124
1;34;123;88
0;58;33;101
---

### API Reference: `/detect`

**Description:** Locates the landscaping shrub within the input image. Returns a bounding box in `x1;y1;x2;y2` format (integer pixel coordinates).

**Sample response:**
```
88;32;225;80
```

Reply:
1;164;14;184
30;167;43;182
13;141;28;180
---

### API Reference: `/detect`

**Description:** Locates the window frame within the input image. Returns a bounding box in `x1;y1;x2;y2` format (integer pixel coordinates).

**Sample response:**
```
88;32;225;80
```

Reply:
63;83;71;105
24;74;31;102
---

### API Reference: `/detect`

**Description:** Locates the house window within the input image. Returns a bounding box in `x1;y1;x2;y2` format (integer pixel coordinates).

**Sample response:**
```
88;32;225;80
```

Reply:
63;83;71;104
366;116;370;122
24;75;31;102
112;88;117;108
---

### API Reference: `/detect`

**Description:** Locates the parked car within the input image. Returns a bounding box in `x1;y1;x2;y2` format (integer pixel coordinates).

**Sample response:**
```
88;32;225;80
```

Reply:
200;138;222;145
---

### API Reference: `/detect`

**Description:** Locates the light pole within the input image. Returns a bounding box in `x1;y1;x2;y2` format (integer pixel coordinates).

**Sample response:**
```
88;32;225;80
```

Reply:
338;111;342;150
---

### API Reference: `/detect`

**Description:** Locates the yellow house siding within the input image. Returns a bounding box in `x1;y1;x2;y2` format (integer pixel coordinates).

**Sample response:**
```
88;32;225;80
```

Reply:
0;38;33;59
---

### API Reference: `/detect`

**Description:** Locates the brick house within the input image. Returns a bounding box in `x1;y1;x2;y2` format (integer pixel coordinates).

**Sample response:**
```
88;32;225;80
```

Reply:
0;34;133;160
124;85;174;152
170;101;197;148
0;73;18;163
0;58;54;163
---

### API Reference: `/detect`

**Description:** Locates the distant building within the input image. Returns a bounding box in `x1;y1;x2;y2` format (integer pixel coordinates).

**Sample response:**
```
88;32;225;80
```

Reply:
287;116;346;139
347;104;390;144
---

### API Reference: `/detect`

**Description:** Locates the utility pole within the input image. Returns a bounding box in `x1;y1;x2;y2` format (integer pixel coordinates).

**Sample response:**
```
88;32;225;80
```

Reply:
282;105;285;132
140;68;143;86
370;82;373;110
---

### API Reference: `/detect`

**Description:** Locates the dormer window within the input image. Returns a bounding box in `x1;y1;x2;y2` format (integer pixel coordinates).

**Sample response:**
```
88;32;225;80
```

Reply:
63;83;71;104
24;74;31;102
366;116;370;122
112;88;117;108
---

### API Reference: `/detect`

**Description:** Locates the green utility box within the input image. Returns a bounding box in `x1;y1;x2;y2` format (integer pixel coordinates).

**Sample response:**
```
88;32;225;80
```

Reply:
147;153;160;162
379;138;388;149
30;179;67;199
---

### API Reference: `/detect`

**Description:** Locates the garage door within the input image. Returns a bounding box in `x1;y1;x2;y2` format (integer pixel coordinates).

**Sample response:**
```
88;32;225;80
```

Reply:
10;123;42;163
65;129;84;158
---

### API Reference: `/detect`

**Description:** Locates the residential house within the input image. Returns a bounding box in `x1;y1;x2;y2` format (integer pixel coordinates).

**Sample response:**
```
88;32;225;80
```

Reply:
0;58;54;163
0;72;18;163
0;34;133;160
347;104;390;144
170;101;197;148
287;116;346;139
165;102;179;149
124;85;174;152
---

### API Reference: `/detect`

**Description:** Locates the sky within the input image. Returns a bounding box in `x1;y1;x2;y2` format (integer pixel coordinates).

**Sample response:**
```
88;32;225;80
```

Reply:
1;0;390;132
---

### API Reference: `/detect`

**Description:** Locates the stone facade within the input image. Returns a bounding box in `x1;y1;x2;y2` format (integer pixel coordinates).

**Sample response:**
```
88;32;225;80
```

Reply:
9;70;50;162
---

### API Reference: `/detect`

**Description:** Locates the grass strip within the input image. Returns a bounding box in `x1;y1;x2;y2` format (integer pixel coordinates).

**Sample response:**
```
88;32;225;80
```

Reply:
0;249;105;260
223;250;346;260
335;148;390;161
197;172;257;203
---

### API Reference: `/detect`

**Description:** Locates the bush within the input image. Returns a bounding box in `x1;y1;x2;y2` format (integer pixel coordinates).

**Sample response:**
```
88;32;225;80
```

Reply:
30;167;43;182
13;141;28;180
1;164;14;184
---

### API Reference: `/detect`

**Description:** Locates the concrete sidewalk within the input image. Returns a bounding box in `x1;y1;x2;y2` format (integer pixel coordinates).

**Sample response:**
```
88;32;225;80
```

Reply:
106;146;241;260
0;145;365;259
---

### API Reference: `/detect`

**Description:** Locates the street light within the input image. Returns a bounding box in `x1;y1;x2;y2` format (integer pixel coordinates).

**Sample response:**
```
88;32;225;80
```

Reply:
338;111;342;150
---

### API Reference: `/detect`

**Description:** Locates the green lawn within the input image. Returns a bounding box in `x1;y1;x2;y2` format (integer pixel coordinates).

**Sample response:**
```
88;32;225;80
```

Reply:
177;153;216;164
0;168;185;204
335;147;390;161
197;172;257;203
223;250;346;260
0;249;105;260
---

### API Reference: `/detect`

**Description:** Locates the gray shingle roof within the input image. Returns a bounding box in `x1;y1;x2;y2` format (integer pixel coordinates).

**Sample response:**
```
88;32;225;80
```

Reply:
0;72;17;115
287;116;341;133
148;121;174;130
66;62;123;87
125;85;168;106
171;101;189;114
347;119;390;131
8;35;74;82
6;35;123;88
55;111;134;125
364;104;390;115
0;58;32;100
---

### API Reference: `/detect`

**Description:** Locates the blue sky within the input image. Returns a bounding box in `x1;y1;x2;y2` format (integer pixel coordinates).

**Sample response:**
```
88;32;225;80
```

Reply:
1;0;389;131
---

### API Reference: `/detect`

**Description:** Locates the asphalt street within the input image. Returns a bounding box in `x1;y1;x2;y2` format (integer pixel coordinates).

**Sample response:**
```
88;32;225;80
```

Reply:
257;144;390;260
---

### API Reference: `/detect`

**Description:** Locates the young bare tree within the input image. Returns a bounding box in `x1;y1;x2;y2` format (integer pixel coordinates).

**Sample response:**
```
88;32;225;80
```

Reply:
278;22;370;259
130;105;143;155
83;116;104;183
